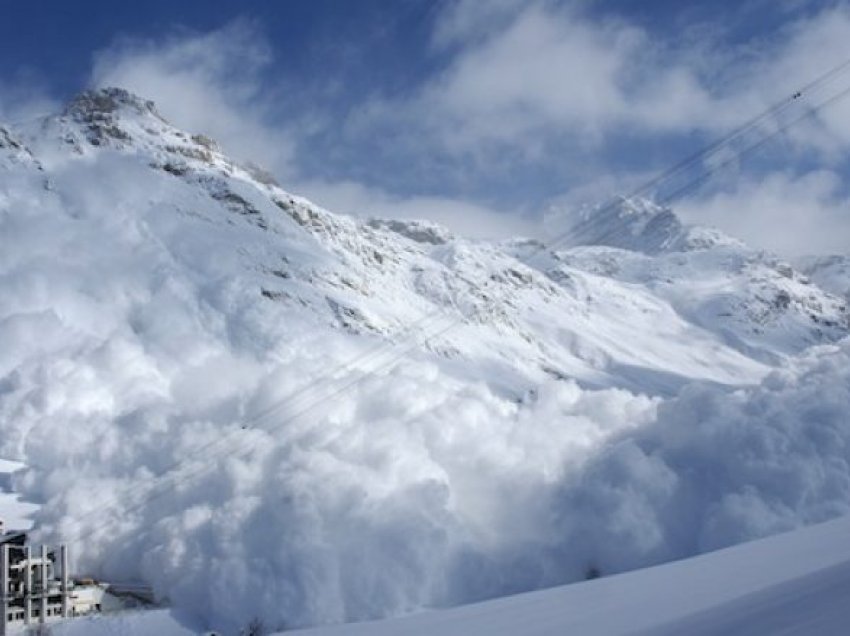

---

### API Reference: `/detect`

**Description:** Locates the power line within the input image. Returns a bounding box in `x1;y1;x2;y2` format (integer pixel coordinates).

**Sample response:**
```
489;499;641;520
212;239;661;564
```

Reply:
658;83;850;205
563;56;850;249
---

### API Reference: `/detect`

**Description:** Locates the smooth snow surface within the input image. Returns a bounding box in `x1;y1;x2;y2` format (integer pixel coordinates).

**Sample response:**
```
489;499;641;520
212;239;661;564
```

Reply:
44;515;850;635
1;88;849;632
292;514;850;636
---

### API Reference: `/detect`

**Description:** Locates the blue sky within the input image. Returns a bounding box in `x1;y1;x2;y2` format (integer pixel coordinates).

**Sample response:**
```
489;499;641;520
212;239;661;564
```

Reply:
2;0;850;255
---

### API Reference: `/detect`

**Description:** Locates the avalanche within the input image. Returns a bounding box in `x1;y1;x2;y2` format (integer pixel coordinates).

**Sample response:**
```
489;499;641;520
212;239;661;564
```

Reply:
1;87;849;632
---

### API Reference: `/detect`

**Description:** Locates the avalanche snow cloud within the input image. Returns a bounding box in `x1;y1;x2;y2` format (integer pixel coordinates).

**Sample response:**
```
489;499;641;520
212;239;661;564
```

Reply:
1;89;849;631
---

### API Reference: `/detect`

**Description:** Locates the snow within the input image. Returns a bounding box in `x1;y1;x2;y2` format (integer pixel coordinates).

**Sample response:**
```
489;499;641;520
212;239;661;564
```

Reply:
288;514;850;636
50;609;198;636
546;196;745;255
551;245;848;364
43;514;850;635
1;88;850;632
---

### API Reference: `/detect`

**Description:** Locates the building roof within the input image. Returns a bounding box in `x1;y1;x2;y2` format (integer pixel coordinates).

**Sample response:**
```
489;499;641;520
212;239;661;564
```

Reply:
0;530;28;547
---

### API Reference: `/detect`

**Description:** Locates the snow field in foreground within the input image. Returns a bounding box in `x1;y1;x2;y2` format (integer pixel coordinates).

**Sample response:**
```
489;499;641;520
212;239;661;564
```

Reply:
292;513;850;636
47;514;850;635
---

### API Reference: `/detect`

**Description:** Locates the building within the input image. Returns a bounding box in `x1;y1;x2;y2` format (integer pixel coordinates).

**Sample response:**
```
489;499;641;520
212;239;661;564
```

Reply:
1;524;131;634
1;534;70;633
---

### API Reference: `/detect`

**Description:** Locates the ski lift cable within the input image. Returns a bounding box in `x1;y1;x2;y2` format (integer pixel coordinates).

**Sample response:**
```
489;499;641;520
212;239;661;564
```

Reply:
563;56;850;246
634;55;850;197
658;82;850;206
566;75;850;251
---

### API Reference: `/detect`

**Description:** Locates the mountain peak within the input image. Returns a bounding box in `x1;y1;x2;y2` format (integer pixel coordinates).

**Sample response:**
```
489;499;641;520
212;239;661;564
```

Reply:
554;196;742;255
64;87;165;121
58;87;169;149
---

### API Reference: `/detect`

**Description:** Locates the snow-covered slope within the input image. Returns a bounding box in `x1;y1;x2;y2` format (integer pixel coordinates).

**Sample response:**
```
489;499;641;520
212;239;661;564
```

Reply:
550;196;744;255
1;88;850;632
551;244;847;364
542;198;848;364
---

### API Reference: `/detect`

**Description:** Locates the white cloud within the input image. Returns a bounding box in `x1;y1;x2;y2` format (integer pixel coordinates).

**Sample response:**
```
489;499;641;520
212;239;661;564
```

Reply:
428;6;642;139
352;1;850;165
431;0;530;50
677;170;850;256
352;1;724;155
89;20;296;178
